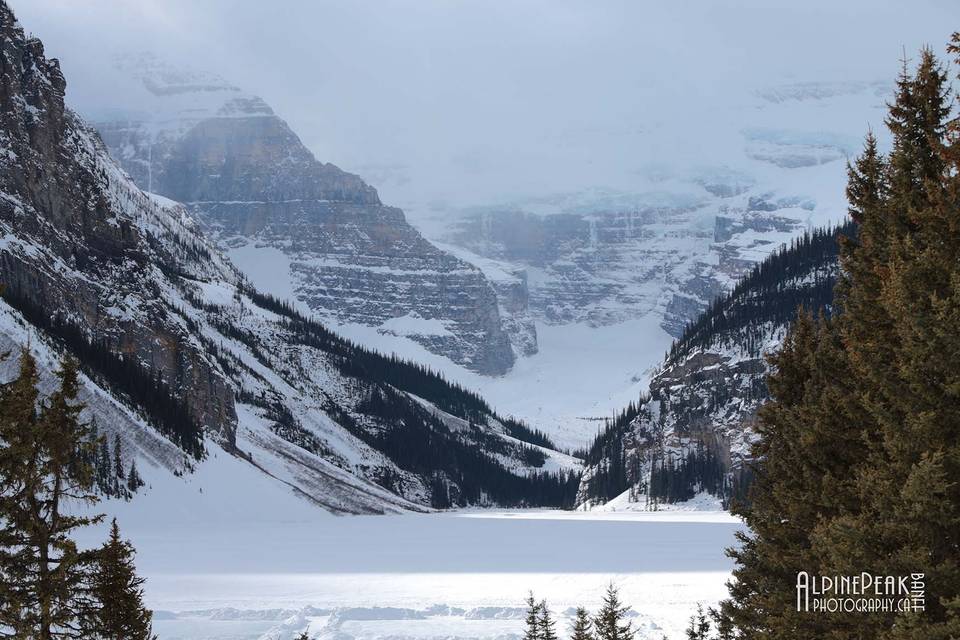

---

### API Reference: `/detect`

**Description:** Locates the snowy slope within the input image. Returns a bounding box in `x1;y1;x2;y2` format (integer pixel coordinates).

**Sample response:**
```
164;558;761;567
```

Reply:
0;5;578;515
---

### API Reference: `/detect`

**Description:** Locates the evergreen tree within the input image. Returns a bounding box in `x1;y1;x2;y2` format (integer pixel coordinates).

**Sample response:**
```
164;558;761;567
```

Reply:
819;46;960;640
593;584;633;640
718;311;868;638
538;600;558;640
98;438;112;494
685;604;711;640
523;592;542;640
127;459;144;493
0;354;101;639
0;347;42;633
570;606;595;640
88;519;155;640
113;434;125;483
709;607;734;640
718;42;960;639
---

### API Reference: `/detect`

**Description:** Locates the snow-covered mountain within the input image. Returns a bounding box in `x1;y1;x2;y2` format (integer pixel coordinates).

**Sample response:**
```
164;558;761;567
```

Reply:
376;78;886;445
419;127;868;339
86;53;530;376
0;4;578;514
575;222;851;509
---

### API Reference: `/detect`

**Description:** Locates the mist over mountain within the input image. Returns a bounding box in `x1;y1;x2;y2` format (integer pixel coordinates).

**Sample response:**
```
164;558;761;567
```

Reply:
13;0;954;449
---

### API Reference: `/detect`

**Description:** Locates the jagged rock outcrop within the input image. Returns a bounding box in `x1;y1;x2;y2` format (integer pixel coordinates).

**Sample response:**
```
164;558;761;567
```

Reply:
0;5;577;513
89;54;521;375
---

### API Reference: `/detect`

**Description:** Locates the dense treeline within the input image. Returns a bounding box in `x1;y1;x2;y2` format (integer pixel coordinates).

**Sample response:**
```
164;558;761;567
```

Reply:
647;444;725;505
580;399;645;503
1;287;205;458
81;422;145;500
241;284;558;450
668;220;854;365
342;385;579;508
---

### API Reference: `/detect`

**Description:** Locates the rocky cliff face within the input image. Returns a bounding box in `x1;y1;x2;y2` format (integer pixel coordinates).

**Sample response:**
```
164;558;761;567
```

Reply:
575;223;850;508
89;54;522;375
445;188;823;340
0;21;236;444
411;81;877;353
0;7;576;514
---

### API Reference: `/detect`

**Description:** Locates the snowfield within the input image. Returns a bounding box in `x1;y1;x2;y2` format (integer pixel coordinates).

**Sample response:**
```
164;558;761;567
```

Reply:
77;485;742;640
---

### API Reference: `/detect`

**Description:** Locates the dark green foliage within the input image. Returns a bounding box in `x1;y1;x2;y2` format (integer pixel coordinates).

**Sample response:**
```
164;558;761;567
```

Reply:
126;460;144;493
539;600;558;640
0;351;156;639
236;285;579;508
523;593;542;640
350;386;579;508
88;520;155;640
570;606;595;640
241;285;559;450
685;604;711;640
717;43;960;639
112;435;124;483
584;221;853;509
593;584;634;640
500;416;556;450
648;444;725;505
82;422;136;500
0;354;100;639
669;221;854;365
581;399;646;503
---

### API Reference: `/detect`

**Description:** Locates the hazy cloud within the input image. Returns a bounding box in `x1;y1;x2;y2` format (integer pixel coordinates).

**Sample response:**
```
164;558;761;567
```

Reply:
12;1;959;211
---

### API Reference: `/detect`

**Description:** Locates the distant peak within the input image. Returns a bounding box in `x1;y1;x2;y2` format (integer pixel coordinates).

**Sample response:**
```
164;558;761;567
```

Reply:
111;51;239;97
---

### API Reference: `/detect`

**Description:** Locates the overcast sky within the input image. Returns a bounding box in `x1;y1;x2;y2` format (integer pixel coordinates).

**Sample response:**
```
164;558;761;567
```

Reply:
12;1;959;213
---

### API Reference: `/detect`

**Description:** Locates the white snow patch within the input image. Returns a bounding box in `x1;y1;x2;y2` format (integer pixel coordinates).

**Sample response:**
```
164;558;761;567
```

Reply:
379;313;454;338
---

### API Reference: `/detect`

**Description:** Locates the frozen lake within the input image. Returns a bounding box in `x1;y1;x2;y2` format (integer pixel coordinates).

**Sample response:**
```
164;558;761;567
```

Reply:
89;509;743;640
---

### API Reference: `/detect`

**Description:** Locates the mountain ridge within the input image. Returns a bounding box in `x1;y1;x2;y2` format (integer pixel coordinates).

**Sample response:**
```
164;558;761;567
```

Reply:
0;3;577;514
89;53;532;376
576;220;854;509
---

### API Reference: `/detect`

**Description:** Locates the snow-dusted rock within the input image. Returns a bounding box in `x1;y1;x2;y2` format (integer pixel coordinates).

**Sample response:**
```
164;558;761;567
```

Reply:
89;54;522;375
0;6;576;514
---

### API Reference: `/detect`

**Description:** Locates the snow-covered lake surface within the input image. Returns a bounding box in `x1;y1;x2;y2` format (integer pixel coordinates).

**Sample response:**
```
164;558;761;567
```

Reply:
82;507;743;640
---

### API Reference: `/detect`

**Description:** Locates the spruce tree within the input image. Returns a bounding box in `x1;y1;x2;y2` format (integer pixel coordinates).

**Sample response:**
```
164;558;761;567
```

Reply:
127;459;143;493
685;604;711;640
98;438;112;495
523;592;541;640
822;46;960;639
718;42;960;640
718;303;878;640
113;434;125;483
0;347;42;633
538;600;558;640
0;354;101;639
88;519;155;640
570;606;595;640
593;584;633;640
